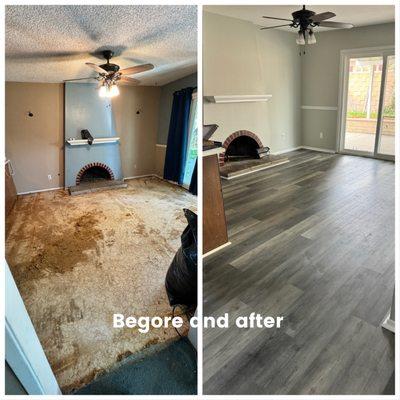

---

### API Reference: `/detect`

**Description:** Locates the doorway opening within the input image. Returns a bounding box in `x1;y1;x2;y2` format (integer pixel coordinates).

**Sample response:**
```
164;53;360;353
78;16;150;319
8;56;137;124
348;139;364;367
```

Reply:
338;47;395;160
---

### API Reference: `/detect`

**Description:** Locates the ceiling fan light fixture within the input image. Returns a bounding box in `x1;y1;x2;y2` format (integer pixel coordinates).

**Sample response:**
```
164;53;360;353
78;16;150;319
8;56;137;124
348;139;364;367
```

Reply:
296;31;305;45
99;85;107;98
68;49;151;87
99;83;119;98
109;84;120;97
260;6;353;53
308;29;317;44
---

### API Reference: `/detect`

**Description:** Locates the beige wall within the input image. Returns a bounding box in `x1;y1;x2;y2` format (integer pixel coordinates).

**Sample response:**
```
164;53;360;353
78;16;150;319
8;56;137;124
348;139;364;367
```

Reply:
5;82;64;193
301;23;395;149
203;12;302;152
111;85;161;178
5;83;162;192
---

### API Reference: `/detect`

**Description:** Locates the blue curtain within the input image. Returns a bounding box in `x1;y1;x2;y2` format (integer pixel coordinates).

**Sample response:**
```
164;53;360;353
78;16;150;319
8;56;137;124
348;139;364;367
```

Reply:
164;87;194;184
189;159;197;195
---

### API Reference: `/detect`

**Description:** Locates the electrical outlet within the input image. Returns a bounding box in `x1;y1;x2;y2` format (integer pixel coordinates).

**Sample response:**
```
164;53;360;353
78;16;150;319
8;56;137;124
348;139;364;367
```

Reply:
281;132;286;138
320;132;324;139
48;174;52;181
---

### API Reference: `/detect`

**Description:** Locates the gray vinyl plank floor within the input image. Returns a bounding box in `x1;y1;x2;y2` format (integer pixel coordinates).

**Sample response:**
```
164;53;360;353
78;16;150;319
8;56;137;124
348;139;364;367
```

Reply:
203;150;394;395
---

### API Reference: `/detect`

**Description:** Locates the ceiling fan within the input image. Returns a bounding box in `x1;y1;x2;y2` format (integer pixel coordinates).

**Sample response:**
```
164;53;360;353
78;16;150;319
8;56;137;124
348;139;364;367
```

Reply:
261;5;354;46
64;50;154;97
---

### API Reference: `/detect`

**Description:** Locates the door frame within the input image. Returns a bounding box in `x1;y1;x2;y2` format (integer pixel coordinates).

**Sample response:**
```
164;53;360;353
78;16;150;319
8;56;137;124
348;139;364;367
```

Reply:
5;261;61;395
337;45;395;161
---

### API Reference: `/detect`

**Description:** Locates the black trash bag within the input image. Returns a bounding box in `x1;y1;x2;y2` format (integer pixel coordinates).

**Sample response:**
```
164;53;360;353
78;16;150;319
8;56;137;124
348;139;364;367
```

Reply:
165;208;197;307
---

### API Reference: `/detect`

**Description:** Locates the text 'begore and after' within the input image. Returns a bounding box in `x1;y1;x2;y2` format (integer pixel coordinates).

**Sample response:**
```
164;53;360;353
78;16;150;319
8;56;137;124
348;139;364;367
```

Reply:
113;313;284;333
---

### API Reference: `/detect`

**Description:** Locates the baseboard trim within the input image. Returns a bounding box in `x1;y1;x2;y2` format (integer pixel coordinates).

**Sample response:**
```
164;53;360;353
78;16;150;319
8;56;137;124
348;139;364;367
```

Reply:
123;174;156;181
382;312;395;333
18;186;64;195
271;146;336;155
271;146;303;155
203;241;232;258
301;146;336;154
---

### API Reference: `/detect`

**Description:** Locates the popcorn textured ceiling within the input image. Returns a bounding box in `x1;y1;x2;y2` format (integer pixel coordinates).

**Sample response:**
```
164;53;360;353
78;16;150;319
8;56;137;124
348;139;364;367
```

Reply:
6;5;197;86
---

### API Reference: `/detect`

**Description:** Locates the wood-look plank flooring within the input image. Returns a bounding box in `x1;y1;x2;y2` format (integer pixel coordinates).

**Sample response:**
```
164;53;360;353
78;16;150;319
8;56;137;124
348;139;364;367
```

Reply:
203;150;394;395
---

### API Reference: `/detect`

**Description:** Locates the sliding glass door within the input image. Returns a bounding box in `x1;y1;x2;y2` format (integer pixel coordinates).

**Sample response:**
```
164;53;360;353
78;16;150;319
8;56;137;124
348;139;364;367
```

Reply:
339;47;395;160
182;93;198;188
377;55;395;156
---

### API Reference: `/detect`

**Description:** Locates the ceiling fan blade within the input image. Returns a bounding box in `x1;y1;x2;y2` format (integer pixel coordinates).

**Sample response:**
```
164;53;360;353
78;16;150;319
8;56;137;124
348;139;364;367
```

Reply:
119;76;140;85
260;24;292;30
85;62;108;74
318;21;354;29
119;63;154;75
63;77;97;82
263;15;294;22
310;12;336;23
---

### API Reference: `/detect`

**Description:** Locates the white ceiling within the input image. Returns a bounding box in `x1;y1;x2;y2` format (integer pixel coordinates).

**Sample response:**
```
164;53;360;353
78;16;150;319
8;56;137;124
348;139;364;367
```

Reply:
6;5;197;85
205;5;395;32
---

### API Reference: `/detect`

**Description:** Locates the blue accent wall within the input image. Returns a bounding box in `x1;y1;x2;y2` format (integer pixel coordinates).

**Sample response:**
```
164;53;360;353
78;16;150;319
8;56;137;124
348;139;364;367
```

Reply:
64;83;122;187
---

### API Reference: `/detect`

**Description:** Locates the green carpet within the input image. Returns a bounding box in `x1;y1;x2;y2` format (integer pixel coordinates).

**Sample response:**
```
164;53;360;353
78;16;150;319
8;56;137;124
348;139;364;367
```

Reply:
75;338;197;395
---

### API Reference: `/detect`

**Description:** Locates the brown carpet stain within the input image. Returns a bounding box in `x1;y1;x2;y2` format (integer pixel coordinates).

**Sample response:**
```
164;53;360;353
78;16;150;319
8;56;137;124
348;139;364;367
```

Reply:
116;350;133;362
10;211;104;284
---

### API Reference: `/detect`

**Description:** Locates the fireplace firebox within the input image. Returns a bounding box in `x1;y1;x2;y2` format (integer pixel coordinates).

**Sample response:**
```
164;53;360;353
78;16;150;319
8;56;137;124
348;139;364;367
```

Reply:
225;136;260;161
219;130;266;165
76;163;115;186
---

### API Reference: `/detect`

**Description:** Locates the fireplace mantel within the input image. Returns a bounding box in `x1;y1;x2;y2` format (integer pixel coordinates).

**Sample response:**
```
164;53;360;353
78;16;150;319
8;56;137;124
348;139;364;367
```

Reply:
66;137;120;146
204;95;272;104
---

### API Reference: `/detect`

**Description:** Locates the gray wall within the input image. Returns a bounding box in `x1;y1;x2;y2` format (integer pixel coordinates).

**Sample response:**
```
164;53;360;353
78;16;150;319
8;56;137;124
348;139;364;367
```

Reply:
301;23;395;149
203;12;302;152
203;13;394;152
157;73;197;145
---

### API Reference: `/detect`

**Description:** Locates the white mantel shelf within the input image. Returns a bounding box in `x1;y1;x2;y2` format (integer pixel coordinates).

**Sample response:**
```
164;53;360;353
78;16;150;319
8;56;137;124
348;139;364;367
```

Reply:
205;95;272;104
66;137;120;146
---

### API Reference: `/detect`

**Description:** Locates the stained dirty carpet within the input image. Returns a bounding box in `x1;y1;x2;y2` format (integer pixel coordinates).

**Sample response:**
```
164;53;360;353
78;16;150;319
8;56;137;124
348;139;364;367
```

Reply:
5;177;196;393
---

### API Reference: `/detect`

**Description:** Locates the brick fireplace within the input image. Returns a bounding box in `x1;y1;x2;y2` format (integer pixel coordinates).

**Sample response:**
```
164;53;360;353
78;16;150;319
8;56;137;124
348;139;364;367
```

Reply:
75;162;115;186
64;83;123;189
219;130;264;166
